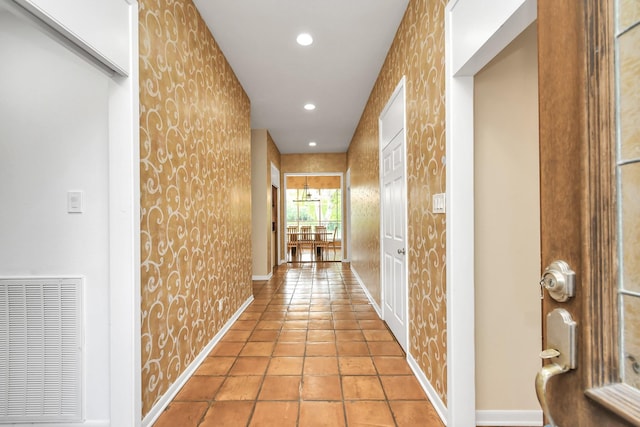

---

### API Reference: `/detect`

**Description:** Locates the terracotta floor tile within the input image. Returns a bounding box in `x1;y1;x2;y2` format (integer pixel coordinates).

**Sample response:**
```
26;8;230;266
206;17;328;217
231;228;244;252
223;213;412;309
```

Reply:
174;376;224;401
308;320;333;329
337;341;370;356
238;311;262;321
209;342;244;357
373;356;413;375
255;320;283;330
344;401;395;426
338;357;377;375
200;401;254;427
273;342;306;356
278;330;307;342
299;401;346;427
333;320;360;330
153;401;208;427
380;375;428;400
332;312;357;320
249;329;280;342
239;341;275;357
390;401;444;427
261;311;286;320
301;375;342;400
353;304;376;312
223;330;252;342
368;341;405;356
306;341;337;356
304;356;339;375
267;357;304;375
335;330;365;341
232;320;258;331
308;312;332;320
195;356;235;375
283;320;309;329
258;375;301;400
363;329;395;341
249;401;298;427
286;311;309;320
307;329;336;342
216;376;263;400
359;319;388;330
342;376;386;400
229;356;269;376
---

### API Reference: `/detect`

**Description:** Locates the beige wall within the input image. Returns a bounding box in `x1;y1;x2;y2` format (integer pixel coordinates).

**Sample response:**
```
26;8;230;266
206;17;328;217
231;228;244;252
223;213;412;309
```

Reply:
139;0;253;416
474;23;540;411
346;0;447;402
251;129;269;276
267;132;282;264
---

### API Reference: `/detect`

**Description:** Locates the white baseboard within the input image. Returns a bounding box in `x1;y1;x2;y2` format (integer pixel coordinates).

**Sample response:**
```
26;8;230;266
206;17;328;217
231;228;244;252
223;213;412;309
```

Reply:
4;422;109;427
407;353;448;425
141;295;254;427
349;265;381;317
476;410;542;426
252;272;272;281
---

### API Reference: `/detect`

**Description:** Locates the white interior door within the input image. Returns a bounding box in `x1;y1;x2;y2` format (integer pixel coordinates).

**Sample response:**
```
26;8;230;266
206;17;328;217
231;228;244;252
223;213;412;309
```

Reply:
380;79;407;352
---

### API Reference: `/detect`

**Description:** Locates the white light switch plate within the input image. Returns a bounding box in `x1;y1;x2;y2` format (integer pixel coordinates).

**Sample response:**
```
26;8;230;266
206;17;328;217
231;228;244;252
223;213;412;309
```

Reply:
433;193;445;214
67;191;84;213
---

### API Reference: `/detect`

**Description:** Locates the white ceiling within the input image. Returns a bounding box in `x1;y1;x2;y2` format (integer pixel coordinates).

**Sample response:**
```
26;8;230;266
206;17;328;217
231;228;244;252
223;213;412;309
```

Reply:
193;0;410;154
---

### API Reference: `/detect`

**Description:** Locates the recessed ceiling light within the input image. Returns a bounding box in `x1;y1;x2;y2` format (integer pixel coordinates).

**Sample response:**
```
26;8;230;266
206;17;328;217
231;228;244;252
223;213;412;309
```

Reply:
296;33;313;46
309;142;317;147
304;103;316;111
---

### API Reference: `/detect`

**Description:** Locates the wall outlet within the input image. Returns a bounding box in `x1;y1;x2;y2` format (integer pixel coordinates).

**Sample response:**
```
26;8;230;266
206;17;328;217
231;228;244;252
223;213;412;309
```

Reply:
433;193;445;214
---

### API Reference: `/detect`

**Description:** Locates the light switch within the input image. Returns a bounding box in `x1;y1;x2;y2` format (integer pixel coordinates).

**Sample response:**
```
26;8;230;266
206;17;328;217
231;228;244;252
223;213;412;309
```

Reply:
433;193;445;214
67;191;84;213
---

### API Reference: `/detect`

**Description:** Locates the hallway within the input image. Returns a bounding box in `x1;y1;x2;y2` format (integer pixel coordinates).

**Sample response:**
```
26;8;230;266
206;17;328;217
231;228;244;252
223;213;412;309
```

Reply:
153;263;444;426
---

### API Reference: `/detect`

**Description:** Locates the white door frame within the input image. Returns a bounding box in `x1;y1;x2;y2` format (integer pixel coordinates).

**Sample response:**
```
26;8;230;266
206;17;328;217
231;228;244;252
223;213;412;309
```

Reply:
345;168;352;262
445;0;536;425
379;77;408;353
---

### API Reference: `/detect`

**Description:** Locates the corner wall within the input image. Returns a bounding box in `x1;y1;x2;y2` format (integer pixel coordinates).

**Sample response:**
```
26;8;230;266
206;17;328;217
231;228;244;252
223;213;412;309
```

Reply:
346;0;447;402
138;0;252;415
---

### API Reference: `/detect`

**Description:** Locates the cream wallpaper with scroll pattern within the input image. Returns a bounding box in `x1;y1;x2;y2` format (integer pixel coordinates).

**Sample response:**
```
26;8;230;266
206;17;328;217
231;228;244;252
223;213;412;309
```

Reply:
347;0;447;402
139;0;252;415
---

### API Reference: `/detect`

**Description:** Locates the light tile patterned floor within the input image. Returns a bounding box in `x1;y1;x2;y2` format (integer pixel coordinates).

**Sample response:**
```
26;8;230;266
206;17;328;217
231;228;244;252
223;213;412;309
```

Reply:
153;262;444;427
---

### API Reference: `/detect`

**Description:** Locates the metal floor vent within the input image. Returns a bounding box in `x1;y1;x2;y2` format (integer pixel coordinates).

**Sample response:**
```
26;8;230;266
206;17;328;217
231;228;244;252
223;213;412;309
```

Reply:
0;278;83;423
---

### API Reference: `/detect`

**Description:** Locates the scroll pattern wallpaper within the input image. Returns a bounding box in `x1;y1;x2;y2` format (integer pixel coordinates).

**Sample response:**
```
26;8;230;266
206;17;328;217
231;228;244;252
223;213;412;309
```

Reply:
138;0;252;415
347;0;447;402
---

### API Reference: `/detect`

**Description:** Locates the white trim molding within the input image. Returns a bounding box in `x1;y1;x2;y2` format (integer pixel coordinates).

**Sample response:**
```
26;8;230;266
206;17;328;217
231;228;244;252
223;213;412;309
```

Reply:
141;295;254;427
252;273;273;281
350;265;382;318
476;410;543;426
445;1;537;426
407;354;447;425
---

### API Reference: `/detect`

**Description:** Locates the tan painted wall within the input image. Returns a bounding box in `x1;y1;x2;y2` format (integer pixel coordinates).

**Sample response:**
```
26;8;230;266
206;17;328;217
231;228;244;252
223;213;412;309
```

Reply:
251;129;269;276
346;0;447;401
267;132;281;267
474;23;541;411
139;0;252;415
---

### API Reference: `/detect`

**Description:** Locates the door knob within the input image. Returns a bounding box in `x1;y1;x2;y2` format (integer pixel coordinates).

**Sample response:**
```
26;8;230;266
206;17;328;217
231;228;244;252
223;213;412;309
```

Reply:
535;308;577;427
397;248;406;255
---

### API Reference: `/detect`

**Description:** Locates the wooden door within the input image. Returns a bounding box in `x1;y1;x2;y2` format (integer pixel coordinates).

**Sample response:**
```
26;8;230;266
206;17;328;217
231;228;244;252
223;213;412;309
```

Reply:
538;0;638;425
380;81;407;352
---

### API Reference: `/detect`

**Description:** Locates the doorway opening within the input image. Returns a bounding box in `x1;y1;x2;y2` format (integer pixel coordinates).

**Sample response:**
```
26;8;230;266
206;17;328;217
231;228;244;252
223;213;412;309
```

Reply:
285;174;343;262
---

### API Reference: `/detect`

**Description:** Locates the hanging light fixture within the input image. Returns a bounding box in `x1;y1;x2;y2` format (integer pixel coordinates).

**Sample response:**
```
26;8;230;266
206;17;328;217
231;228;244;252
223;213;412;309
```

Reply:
294;176;320;202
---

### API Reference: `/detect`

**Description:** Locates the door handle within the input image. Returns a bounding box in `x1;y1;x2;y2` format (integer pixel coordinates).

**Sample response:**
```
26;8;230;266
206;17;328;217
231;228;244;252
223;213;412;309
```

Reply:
397;248;406;255
535;308;577;427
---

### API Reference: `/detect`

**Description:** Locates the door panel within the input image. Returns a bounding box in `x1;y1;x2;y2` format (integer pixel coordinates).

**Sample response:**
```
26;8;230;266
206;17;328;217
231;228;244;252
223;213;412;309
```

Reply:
380;84;407;352
538;0;635;425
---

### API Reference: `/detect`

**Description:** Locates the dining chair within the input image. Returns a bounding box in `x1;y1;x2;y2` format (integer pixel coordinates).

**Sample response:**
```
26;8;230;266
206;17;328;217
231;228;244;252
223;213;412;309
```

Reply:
299;225;314;257
314;226;329;260
286;225;299;260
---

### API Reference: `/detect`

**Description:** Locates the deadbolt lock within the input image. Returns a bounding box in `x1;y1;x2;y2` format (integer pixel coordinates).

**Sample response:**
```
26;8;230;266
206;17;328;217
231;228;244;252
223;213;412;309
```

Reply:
540;260;575;302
